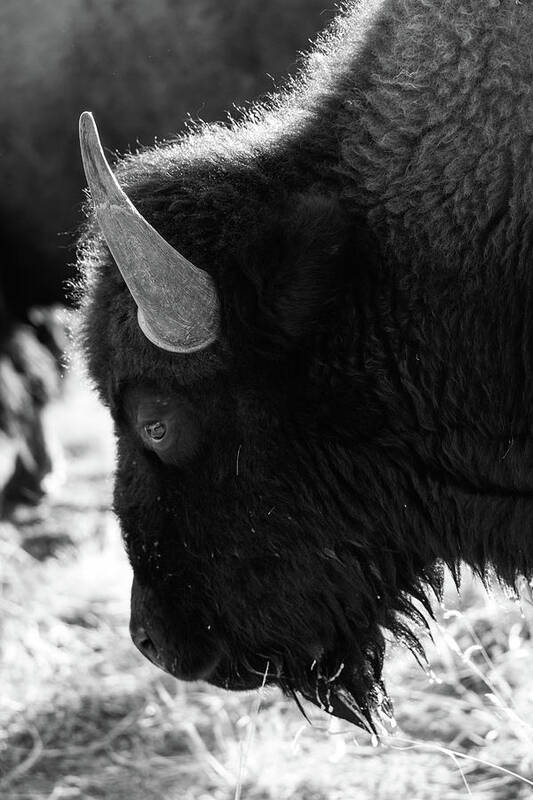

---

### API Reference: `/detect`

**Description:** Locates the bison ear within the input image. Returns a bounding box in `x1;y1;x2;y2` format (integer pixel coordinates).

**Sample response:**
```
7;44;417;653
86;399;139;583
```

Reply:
233;194;354;356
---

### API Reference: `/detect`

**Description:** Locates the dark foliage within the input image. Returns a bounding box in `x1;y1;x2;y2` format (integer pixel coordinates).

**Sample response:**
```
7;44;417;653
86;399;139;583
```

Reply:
80;0;533;726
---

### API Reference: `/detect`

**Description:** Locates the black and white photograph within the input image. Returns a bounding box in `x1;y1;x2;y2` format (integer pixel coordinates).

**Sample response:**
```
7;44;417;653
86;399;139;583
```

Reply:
2;1;533;797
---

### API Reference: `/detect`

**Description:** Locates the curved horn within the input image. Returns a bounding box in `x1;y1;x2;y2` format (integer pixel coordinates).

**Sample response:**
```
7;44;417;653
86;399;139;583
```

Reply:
79;111;220;353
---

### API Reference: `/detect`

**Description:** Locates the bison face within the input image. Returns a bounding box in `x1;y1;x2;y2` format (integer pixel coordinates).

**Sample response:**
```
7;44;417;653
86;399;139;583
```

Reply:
103;340;434;729
112;375;397;729
80;115;437;730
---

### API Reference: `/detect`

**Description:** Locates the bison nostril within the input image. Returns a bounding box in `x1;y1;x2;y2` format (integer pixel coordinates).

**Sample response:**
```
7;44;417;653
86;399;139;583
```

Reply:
131;626;160;665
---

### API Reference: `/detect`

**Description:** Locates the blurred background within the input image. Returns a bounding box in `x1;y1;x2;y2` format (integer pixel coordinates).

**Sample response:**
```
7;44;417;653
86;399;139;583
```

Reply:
1;2;533;798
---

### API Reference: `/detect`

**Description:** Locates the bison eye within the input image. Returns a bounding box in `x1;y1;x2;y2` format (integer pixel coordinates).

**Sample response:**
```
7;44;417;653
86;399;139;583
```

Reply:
144;421;167;441
125;386;200;465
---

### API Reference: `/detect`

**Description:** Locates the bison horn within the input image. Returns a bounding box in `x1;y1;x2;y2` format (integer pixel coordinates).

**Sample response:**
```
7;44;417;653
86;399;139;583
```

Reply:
79;111;220;353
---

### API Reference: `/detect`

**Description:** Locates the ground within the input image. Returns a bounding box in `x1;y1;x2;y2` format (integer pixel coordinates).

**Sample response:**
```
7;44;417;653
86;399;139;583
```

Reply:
1;353;533;800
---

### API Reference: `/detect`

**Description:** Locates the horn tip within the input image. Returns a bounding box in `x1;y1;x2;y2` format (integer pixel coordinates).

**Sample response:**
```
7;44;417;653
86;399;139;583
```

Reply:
79;111;97;141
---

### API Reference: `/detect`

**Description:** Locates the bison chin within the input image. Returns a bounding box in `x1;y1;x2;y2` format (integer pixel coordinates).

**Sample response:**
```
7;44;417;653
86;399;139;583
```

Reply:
279;637;389;733
130;577;388;732
204;640;388;733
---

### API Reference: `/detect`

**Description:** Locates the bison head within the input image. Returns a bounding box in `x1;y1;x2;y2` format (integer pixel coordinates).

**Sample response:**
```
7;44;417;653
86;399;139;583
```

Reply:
79;113;444;730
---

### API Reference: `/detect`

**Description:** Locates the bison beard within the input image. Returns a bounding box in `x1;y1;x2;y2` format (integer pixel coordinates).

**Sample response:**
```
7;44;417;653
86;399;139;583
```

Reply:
79;0;533;728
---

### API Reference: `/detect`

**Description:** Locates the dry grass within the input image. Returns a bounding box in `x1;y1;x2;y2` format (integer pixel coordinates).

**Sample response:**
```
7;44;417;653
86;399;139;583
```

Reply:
1;366;533;799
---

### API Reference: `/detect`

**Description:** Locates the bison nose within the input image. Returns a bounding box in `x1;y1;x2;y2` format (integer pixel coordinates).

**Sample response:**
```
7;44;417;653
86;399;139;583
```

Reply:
131;625;162;667
130;578;222;681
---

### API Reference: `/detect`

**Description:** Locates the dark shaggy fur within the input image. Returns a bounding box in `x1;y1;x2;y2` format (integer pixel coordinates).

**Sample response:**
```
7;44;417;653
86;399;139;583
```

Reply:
80;0;533;727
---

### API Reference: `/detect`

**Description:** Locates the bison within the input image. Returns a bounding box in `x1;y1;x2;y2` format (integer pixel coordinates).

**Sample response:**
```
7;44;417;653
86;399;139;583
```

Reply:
0;0;332;510
0;300;64;511
78;0;533;729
